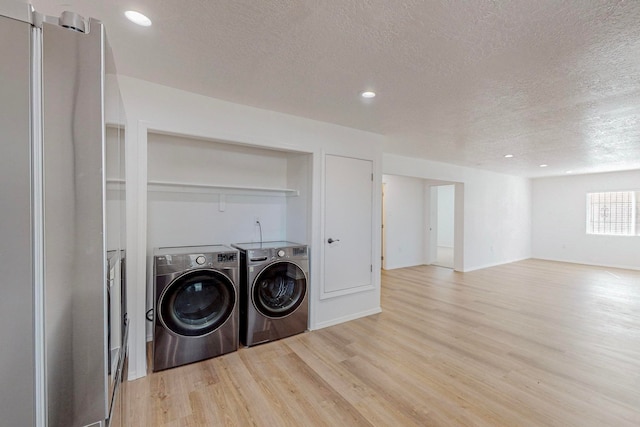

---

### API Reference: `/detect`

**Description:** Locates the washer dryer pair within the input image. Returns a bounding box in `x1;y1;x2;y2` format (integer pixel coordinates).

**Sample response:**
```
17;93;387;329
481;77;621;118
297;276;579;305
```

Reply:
232;241;309;347
153;245;239;371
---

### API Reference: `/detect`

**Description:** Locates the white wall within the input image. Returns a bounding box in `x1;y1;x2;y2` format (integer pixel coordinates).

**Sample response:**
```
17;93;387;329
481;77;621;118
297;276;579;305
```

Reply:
146;132;293;247
119;76;383;379
532;169;640;270
383;153;532;272
286;153;312;244
382;175;426;269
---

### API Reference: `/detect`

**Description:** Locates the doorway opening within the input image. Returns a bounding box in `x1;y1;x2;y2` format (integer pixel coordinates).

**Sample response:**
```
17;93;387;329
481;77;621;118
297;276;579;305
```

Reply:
430;184;455;269
381;175;463;272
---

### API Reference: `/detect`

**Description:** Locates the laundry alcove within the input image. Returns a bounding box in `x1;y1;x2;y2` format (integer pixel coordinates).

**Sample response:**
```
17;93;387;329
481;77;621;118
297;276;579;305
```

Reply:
144;131;312;341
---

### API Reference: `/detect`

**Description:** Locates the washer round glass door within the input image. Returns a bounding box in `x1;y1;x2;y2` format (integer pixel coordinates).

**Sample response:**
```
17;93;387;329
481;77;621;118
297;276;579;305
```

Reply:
253;261;307;318
159;269;236;337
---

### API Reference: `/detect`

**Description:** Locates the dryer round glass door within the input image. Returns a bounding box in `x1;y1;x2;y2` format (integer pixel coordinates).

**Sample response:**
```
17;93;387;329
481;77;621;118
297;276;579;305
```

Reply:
253;261;307;318
159;269;236;337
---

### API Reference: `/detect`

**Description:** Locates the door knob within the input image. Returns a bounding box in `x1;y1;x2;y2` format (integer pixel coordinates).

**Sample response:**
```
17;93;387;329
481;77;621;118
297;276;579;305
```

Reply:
327;238;340;244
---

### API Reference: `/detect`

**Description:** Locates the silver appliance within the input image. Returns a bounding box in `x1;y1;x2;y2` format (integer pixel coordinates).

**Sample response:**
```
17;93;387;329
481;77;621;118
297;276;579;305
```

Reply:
0;1;127;426
153;245;240;371
232;241;309;347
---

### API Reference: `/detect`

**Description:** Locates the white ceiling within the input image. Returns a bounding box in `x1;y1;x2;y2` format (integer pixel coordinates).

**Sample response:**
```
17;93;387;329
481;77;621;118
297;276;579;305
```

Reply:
29;0;640;178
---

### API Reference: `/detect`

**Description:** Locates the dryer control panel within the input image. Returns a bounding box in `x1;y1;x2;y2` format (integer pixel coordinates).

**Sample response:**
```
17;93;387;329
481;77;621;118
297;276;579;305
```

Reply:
245;246;308;264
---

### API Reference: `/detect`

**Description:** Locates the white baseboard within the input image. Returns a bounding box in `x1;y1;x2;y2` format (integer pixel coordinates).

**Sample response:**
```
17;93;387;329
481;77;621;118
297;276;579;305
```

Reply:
383;263;421;270
532;256;640;271
311;306;382;330
462;256;531;272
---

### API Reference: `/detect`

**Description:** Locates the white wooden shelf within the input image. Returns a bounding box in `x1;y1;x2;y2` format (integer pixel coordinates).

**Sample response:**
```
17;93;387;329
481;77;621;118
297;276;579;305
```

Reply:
106;178;299;197
106;179;298;211
146;180;299;197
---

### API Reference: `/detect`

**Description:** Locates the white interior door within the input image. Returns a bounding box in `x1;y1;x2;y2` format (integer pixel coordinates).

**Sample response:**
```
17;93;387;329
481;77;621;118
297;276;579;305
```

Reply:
381;183;386;270
324;155;373;295
428;186;438;265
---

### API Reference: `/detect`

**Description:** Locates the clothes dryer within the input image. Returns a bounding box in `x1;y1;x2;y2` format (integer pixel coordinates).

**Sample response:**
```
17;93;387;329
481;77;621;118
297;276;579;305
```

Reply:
232;241;309;347
153;245;239;371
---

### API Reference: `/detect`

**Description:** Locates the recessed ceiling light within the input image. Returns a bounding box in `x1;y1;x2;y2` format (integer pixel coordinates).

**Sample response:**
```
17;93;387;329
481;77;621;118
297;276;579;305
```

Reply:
361;91;376;99
125;10;152;27
565;170;573;174
539;164;548;168
504;154;514;158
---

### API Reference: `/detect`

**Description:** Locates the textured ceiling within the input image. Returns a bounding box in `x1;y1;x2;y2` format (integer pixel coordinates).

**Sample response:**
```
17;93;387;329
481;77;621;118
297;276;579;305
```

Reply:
29;0;640;178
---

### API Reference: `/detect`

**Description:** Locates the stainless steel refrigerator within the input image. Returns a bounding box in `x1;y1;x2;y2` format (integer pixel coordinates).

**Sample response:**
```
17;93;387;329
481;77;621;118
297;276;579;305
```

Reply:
0;1;128;426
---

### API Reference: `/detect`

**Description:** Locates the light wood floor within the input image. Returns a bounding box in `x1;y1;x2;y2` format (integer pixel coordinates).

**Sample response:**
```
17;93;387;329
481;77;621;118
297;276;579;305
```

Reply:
125;259;640;426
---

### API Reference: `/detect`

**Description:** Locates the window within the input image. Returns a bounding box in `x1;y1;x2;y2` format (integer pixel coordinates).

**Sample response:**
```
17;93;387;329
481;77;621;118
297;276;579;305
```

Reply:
586;191;637;236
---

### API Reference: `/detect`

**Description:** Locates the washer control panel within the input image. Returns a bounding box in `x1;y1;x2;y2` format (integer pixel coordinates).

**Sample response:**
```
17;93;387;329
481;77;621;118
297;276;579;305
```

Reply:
154;246;239;275
217;252;237;263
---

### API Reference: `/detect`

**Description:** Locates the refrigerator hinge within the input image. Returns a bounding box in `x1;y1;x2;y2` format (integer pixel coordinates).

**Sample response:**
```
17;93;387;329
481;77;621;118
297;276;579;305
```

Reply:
32;10;88;33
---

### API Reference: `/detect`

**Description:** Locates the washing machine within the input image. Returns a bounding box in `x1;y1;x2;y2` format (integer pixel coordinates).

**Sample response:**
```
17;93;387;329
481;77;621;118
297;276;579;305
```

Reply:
153;245;239;371
232;241;309;347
